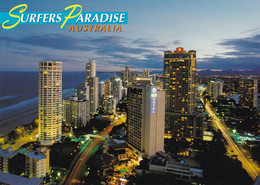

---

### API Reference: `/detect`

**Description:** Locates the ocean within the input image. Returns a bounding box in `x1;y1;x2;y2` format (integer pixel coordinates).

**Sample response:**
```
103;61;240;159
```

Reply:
0;71;116;136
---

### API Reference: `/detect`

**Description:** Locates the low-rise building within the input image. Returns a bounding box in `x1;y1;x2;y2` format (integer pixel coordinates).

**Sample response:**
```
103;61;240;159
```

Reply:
25;147;50;178
141;152;203;183
0;171;43;185
0;147;17;173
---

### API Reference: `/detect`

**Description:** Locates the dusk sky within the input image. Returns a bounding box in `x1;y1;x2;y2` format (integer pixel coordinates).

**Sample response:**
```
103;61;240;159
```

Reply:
1;0;260;71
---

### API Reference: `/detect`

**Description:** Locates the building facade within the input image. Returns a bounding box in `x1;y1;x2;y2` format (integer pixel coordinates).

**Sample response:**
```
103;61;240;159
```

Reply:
85;60;99;113
104;81;112;97
63;96;90;128
111;77;122;102
143;69;150;78
103;96;116;114
164;48;200;139
0;147;17;173
25;147;50;178
208;81;224;99
99;81;105;97
127;84;165;157
238;79;258;108
74;82;88;100
38;61;62;145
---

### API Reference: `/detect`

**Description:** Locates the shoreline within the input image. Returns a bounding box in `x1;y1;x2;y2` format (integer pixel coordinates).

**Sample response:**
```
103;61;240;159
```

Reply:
0;107;38;136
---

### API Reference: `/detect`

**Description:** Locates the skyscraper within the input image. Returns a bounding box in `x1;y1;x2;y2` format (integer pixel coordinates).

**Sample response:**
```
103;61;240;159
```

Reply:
104;81;112;97
103;95;116;114
63;96;90;128
85;60;99;113
124;66;130;82
122;66;130;87
143;69;150;78
164;48;200;139
86;60;96;77
111;77;122;102
38;61;62;145
74;82;88;100
99;81;105;97
208;81;224;99
238;78;258;108
127;84;165;157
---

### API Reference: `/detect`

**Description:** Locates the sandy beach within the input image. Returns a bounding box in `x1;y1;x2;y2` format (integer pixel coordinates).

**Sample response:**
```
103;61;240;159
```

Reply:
0;107;38;136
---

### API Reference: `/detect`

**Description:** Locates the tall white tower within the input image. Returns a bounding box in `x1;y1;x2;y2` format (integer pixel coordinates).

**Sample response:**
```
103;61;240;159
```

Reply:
85;60;99;113
86;60;96;77
38;61;62;145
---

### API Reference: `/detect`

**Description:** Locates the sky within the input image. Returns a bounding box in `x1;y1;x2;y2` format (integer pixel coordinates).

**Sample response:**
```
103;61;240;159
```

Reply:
1;0;260;72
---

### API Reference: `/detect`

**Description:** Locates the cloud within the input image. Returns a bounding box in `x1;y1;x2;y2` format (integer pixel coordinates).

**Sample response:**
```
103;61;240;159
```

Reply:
172;40;181;45
3;32;260;71
0;33;166;71
198;33;260;70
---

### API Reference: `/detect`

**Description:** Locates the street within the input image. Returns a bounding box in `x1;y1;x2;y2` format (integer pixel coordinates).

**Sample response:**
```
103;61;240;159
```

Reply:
63;114;126;185
204;100;260;180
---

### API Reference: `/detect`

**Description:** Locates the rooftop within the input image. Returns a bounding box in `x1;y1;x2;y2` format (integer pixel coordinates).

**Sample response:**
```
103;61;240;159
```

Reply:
27;151;46;160
0;171;42;185
0;147;17;158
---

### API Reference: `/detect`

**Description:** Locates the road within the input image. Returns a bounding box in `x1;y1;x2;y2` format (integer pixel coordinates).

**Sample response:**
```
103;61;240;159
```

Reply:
63;115;126;185
1;128;38;150
203;100;260;180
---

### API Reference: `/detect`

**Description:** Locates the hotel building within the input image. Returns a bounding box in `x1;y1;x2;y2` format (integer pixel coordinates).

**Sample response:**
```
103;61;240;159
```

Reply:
164;48;202;139
127;84;165;157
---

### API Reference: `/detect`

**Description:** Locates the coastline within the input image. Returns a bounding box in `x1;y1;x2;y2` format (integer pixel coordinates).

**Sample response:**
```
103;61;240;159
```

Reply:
0;107;38;136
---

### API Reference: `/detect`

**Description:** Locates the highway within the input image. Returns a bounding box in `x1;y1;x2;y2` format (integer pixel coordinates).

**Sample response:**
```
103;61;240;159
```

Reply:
203;100;260;180
63;114;126;185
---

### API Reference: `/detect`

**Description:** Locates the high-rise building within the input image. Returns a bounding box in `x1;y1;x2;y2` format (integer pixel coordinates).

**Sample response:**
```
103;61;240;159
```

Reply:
208;81;224;99
86;60;96;77
85;60;99;113
238;79;258;108
104;81;112;97
63;96;90;128
111;77;122;102
143;69;150;78
164;48;199;139
122;87;127;97
74;83;88;100
121;66;130;87
127;84;165;157
124;66;130;82
151;74;157;84
99;81;105;97
103;96;116;114
39;61;62;145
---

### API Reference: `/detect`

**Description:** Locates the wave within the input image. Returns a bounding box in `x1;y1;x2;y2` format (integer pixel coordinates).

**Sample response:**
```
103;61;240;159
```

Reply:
0;88;74;115
0;95;18;101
